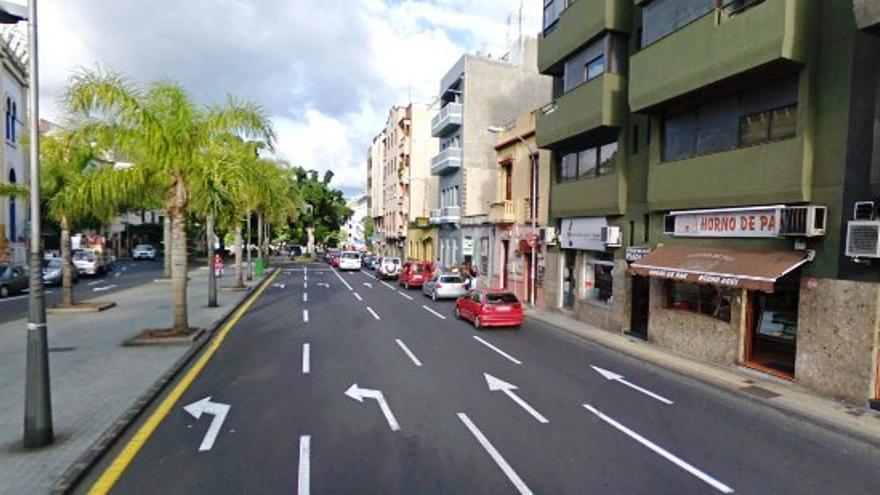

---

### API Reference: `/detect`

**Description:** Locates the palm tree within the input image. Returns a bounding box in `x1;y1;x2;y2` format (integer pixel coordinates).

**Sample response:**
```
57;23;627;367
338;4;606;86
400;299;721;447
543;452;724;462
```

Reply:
66;69;275;334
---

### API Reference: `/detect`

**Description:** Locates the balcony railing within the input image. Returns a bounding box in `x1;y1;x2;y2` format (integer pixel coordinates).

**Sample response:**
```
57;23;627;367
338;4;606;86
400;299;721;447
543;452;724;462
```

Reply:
442;205;461;223
489;200;517;224
431;102;463;137
430;147;462;176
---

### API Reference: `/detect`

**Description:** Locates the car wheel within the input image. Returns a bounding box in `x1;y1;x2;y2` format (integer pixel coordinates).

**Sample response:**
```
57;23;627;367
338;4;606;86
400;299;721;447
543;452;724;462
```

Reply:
474;316;482;329
432;290;437;301
0;285;8;298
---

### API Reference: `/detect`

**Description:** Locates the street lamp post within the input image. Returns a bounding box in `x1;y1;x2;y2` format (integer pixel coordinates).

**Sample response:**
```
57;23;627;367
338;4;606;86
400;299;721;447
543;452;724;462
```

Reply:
1;0;53;447
488;125;538;308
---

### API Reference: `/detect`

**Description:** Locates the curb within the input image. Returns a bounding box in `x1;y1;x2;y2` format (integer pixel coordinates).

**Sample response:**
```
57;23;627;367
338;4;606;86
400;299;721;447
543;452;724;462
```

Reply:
52;269;278;494
526;311;880;451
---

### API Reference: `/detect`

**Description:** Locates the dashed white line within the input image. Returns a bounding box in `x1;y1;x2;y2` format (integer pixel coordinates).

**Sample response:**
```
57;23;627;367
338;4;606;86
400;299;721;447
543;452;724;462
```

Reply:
366;307;381;320
303;292;308;302
381;281;395;290
303;282;308;290
397;290;414;300
353;292;363;301
302;343;311;374
298;435;311;495
457;413;532;495
395;339;422;367
333;270;353;291
303;309;309;323
422;305;447;320
473;336;522;365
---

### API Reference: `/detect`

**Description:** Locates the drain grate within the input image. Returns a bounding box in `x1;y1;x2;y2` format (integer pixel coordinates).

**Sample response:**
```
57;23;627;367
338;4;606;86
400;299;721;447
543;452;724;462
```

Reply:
48;346;77;353
739;385;780;399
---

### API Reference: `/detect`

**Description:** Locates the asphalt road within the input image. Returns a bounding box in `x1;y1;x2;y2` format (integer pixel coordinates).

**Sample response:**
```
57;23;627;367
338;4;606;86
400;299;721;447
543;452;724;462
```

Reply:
87;261;880;494
0;259;164;325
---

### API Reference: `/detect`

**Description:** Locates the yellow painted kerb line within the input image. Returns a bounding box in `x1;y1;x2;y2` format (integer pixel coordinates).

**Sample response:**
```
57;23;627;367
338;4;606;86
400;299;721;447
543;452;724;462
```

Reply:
89;269;280;494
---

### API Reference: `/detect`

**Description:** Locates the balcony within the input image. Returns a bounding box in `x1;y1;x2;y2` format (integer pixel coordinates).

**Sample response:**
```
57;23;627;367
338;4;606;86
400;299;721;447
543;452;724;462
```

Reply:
431;102;463;137
431;147;462;176
854;0;880;34
429;209;443;225
536;73;626;149
442;206;461;223
538;0;630;74
489;200;518;224
629;0;811;112
551;171;624;218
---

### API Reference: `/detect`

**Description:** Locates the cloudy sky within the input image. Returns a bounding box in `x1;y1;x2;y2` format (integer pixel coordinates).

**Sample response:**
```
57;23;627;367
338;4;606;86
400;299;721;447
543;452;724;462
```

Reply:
22;0;541;197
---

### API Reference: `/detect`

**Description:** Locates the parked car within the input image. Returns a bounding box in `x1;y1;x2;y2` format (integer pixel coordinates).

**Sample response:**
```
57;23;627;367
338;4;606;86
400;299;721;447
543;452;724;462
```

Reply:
338;251;362;271
422;273;468;301
366;255;382;271
132;244;157;260
455;289;524;329
398;261;433;289
377;257;401;280
73;249;107;276
325;249;340;264
42;258;79;286
0;264;28;298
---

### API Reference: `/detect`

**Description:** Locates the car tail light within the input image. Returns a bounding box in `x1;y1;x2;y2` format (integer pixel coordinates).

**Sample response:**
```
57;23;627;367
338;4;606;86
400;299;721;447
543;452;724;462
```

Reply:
513;303;522;309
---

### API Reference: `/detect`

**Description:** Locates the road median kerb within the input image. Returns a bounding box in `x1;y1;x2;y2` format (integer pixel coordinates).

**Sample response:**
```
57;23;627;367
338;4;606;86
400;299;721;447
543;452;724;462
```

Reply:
52;269;279;494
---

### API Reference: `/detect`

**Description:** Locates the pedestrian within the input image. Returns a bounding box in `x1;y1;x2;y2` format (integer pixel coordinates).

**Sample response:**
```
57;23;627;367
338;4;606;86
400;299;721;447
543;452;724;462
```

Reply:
214;254;224;278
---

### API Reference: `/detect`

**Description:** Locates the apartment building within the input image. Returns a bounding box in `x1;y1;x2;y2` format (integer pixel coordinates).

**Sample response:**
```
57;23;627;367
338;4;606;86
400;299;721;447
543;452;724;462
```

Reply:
431;37;552;270
343;194;369;250
537;0;880;408
367;131;385;252
0;28;27;265
381;103;438;259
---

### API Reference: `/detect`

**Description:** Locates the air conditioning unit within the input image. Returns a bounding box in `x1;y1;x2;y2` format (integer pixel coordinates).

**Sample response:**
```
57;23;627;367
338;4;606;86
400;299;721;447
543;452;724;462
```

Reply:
854;201;875;221
540;227;557;246
779;206;826;237
601;226;622;247
846;221;880;258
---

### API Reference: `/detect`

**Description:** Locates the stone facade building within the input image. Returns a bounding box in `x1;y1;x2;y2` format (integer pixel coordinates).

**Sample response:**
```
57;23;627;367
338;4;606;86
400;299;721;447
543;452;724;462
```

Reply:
0;29;27;265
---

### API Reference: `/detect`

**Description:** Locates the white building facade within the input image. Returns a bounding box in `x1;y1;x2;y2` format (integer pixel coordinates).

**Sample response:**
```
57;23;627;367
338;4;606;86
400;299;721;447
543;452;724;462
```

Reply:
0;29;28;265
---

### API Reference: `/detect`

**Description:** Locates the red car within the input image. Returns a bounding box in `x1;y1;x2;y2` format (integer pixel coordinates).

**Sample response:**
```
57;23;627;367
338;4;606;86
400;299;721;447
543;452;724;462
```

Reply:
455;289;524;329
398;261;433;289
330;253;341;268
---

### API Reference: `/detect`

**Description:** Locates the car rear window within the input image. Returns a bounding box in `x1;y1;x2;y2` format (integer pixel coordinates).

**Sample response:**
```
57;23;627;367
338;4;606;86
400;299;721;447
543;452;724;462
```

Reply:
440;276;463;284
486;293;519;304
341;252;359;259
74;252;94;261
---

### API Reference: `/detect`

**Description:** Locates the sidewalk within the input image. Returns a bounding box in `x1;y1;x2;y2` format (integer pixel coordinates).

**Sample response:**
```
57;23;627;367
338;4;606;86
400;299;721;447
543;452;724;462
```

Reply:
527;309;880;447
0;268;261;494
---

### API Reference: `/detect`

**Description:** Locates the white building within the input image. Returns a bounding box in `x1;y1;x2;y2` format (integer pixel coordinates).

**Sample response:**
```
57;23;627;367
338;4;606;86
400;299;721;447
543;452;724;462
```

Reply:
0;27;28;265
343;194;369;250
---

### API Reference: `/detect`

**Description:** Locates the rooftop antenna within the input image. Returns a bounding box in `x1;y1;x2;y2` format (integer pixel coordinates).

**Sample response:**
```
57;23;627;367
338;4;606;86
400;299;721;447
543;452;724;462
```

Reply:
518;0;523;40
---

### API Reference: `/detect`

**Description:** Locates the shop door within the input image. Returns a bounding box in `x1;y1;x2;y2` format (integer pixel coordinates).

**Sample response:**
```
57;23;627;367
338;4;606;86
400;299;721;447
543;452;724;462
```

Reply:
562;250;576;309
745;274;799;379
524;254;533;304
629;276;649;339
501;240;509;288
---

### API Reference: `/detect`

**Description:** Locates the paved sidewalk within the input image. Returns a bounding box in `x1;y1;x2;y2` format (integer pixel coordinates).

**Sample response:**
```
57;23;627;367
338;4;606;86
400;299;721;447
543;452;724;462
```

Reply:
527;309;880;447
0;268;259;494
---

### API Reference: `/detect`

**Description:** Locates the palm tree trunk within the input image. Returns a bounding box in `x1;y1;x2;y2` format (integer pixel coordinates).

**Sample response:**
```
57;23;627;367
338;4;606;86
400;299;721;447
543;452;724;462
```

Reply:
163;211;172;278
257;213;264;266
246;211;252;281
170;181;189;332
234;223;244;288
207;213;217;308
60;215;74;307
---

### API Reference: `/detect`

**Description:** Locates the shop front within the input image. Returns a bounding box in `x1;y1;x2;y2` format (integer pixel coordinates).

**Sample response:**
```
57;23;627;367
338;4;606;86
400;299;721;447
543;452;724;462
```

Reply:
491;224;544;306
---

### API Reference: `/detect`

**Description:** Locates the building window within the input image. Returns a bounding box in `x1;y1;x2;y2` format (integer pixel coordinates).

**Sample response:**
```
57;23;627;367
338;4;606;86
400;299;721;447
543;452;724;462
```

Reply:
584;252;614;306
557;140;617;182
641;0;715;47
4;97;10;142
585;55;605;81
543;0;569;34
563;35;607;93
666;281;732;322
11;101;16;142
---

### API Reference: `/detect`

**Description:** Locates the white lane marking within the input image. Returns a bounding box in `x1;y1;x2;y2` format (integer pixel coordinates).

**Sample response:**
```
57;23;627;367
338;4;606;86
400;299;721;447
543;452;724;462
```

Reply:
353;292;363;301
302;343;311;375
298;435;311;495
363;282;373;288
304;282;308;290
303;309;309;323
87;280;101;286
361;270;376;279
344;384;400;431
422;305;447;320
591;365;674;405
381;281;395;290
0;294;28;303
93;284;118;292
457;413;532;495
303;292;308;302
333;269;353;291
366;307;381;320
121;266;128;272
583;404;734;494
183;397;230;452
397;290;413;300
473;336;522;365
395;339;422;367
114;272;121;278
484;373;548;424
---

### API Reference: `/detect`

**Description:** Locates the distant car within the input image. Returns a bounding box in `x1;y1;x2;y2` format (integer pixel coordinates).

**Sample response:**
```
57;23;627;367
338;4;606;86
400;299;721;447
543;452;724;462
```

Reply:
398;261;433;289
132;244;157;260
73;249;107;276
338;251;362;271
377;257;401;279
325;250;341;264
422;273;468;301
366;255;381;271
330;253;342;268
42;258;79;286
0;264;28;298
455;289;524;329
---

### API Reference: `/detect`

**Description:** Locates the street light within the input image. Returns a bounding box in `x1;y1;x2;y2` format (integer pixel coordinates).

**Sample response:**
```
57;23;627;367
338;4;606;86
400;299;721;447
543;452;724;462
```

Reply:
0;0;52;447
488;125;538;308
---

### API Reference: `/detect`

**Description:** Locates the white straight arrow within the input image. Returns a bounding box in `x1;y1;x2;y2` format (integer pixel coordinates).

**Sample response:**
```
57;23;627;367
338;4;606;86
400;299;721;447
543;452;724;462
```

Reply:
318;283;330;288
362;282;373;288
591;366;674;405
344;384;400;431
484;373;548;424
183;396;231;452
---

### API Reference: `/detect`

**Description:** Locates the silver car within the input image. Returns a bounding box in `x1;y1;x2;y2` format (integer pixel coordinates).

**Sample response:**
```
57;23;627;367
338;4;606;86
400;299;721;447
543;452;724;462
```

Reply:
422;273;468;301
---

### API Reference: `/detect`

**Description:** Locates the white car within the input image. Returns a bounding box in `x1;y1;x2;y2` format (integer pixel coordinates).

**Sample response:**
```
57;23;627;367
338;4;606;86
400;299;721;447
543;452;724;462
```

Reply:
377;257;401;279
73;249;107;276
132;244;157;260
338;251;362;271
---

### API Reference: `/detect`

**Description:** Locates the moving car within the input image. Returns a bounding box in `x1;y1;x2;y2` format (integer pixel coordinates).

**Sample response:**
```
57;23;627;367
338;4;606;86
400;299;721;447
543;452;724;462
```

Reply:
398;261;433;289
455;289;524;329
0;264;28;298
42;258;79;286
330;253;342;268
377;257;401;280
338;251;362;271
132;244;157;260
73;249;107;276
422;273;468;301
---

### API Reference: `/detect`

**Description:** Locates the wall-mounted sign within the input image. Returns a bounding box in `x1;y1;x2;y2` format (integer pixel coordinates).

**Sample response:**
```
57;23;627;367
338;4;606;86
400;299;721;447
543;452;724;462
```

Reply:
462;237;474;256
559;217;607;251
625;245;651;263
673;206;780;238
415;217;430;228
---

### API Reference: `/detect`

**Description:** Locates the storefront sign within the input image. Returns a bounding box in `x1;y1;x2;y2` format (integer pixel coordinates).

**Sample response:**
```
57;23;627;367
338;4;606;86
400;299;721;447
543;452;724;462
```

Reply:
415;217;429;228
626;245;651;263
462;237;474;256
673;207;781;238
559;217;607;251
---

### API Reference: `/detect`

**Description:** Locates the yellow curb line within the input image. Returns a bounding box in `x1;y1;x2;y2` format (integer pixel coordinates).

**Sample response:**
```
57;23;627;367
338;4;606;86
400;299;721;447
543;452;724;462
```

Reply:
89;270;280;494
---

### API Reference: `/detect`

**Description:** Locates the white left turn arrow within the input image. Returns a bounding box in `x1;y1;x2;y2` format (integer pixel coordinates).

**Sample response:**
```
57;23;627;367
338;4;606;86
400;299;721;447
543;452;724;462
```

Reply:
317;283;330;288
272;283;286;289
591;365;674;405
344;384;400;431
184;396;231;451
362;282;373;288
484;373;548;424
